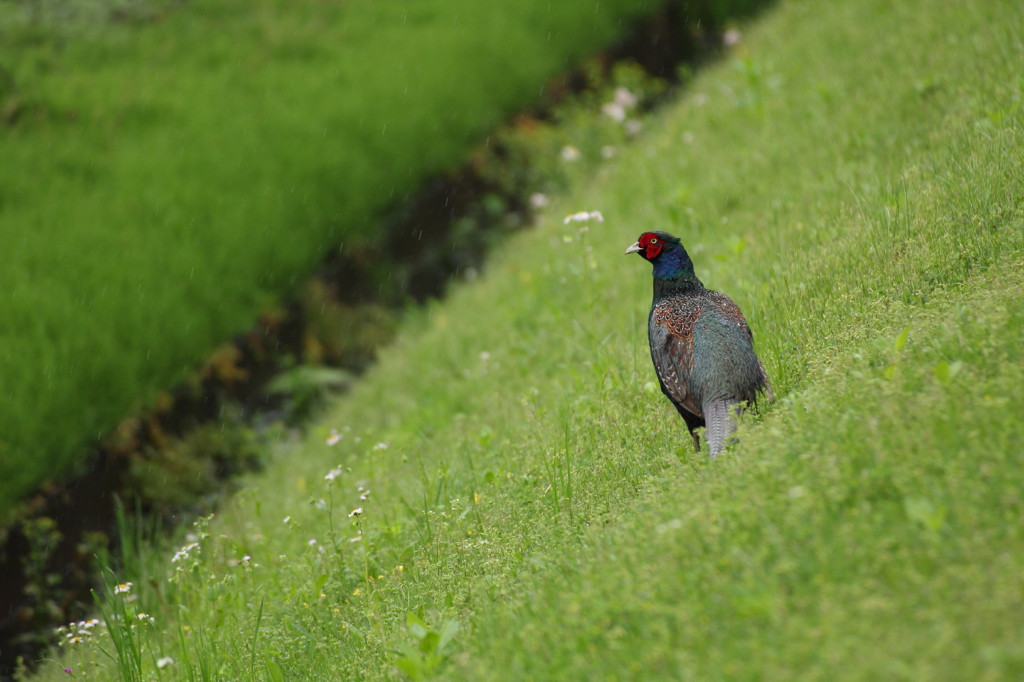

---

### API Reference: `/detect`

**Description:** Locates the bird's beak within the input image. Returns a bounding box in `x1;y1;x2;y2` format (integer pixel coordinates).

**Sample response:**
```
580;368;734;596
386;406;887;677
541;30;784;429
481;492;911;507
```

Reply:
624;241;642;255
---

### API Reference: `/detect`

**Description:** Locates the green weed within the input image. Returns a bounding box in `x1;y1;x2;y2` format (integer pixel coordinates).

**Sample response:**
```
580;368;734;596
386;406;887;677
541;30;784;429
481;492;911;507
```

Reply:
391;612;460;681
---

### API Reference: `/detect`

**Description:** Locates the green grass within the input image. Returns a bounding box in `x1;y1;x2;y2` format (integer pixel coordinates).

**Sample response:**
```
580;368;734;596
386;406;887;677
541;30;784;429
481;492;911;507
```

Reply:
0;0;672;519
26;0;1024;678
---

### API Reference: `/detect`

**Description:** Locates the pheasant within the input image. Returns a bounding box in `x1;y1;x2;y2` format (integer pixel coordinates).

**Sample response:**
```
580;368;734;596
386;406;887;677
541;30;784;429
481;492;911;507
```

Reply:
626;231;770;456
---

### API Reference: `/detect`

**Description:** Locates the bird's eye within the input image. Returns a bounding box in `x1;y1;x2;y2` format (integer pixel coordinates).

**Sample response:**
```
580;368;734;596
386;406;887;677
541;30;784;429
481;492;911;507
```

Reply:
649;238;658;245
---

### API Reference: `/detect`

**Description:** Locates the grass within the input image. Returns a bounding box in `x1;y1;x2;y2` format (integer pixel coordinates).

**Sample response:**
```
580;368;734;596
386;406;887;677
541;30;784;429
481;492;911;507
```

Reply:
0;0;664;519
24;0;1024;678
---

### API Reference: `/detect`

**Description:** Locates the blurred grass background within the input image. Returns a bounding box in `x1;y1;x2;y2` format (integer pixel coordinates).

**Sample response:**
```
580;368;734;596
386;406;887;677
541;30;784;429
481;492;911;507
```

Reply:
0;0;738;519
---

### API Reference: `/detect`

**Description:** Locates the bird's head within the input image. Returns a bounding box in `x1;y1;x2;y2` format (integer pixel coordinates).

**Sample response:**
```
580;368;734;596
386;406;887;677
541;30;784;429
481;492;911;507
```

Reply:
625;231;700;284
624;231;680;261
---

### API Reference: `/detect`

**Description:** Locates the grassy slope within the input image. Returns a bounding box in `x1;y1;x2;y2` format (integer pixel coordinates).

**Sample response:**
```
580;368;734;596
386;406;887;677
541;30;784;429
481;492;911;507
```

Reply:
0;0;655;517
32;0;1024;679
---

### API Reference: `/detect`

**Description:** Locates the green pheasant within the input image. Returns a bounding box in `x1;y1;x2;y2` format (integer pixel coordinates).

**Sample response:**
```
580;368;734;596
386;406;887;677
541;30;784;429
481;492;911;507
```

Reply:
626;231;771;456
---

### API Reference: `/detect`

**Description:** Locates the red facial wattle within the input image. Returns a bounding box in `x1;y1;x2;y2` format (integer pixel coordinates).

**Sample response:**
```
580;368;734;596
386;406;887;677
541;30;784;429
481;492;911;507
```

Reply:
641;233;664;260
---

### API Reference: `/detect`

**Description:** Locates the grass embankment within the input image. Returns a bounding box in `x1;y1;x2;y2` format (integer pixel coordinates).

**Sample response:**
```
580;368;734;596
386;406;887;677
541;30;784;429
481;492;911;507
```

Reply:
0;0;667;519
30;0;1024;678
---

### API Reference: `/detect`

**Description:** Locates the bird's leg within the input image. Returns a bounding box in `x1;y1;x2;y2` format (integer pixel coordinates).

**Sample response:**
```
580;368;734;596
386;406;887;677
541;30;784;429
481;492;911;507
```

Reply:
678;410;704;453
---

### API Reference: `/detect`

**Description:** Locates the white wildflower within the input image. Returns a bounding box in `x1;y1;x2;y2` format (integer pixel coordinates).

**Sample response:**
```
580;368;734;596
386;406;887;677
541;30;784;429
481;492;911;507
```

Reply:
529;193;549;210
324;466;342;482
601;102;626;122
172;542;200;564
157;657;175;669
560;145;581;162
613;86;638;109
348;507;363;518
113;582;133;595
326;429;341;446
373;442;388;451
723;28;742;47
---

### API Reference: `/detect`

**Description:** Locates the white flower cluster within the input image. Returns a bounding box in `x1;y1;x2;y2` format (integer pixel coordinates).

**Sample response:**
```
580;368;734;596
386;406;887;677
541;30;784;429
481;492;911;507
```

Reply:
55;618;102;646
563;210;605;224
601;86;638;123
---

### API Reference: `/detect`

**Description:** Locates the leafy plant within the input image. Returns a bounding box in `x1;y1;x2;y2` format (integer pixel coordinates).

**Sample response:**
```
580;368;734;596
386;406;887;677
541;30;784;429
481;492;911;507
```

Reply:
264;365;352;424
392;613;461;681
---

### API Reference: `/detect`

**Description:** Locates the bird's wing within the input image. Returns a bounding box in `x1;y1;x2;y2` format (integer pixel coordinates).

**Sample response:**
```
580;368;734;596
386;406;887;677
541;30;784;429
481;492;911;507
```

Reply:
649;300;703;417
704;290;774;403
708;291;773;403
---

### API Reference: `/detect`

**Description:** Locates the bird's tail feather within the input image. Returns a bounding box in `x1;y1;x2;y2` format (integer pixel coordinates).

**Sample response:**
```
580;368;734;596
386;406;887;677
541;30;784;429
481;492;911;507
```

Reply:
704;399;739;457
